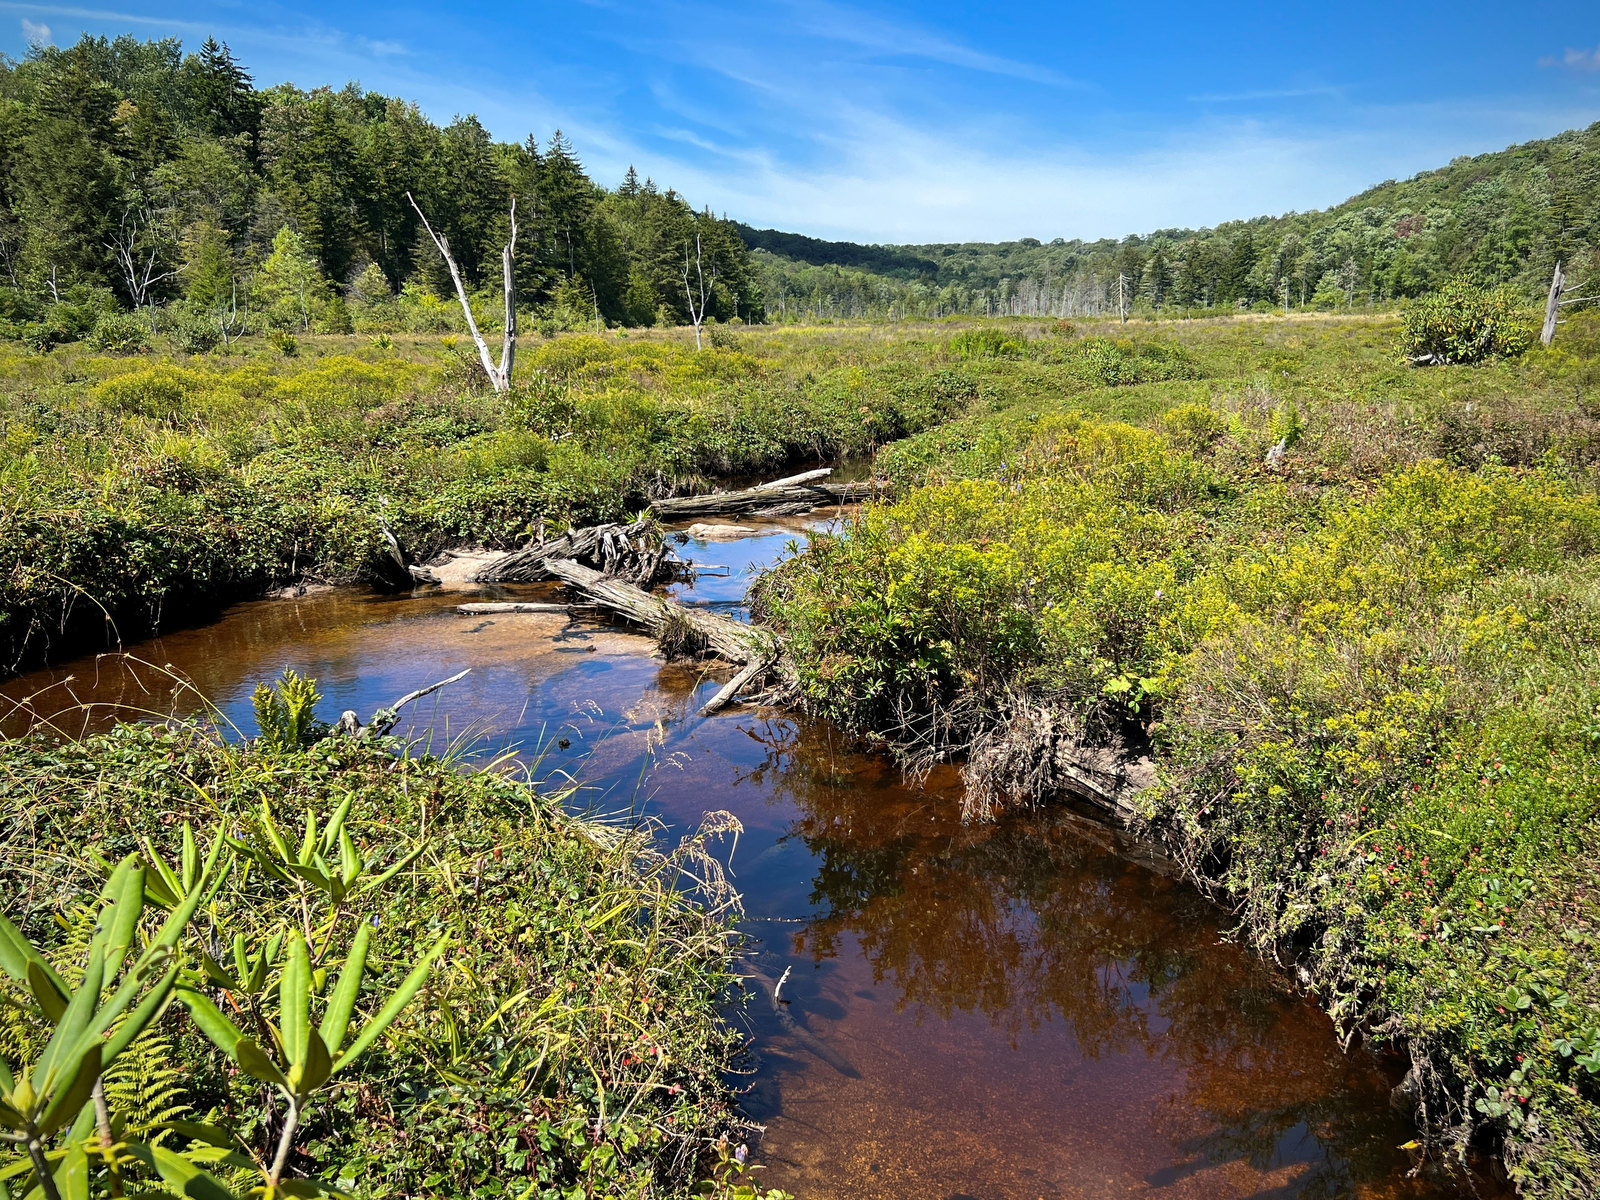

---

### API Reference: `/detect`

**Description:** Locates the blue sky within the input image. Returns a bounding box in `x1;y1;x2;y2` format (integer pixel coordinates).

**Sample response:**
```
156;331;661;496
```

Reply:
4;1;1599;243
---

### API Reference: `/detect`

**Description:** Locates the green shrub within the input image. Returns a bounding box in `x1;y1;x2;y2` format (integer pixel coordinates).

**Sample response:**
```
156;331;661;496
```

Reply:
947;327;1026;359
268;329;300;357
319;293;354;334
88;309;152;354
1057;335;1199;386
1160;402;1228;452
94;365;200;419
169;308;222;354
1401;276;1534;365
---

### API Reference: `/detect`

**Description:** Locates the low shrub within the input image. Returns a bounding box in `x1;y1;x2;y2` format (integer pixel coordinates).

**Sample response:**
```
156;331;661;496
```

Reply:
87;309;153;354
947;328;1026;359
1401;277;1535;365
169;307;223;354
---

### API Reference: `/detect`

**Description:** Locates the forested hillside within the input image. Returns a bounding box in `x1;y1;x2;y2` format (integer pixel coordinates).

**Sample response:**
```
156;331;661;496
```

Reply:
0;34;762;340
747;122;1600;321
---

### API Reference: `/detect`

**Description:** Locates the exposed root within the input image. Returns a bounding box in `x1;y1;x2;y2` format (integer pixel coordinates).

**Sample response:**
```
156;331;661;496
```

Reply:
960;688;1155;823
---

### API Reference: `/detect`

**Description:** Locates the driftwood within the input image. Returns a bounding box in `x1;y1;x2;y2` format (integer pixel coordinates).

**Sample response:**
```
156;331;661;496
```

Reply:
653;468;885;518
474;519;675;586
698;655;770;717
542;557;765;664
455;602;571;615
332;668;472;739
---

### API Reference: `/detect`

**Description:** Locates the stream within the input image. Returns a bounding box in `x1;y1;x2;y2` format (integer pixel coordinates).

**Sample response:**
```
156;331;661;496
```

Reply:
1;518;1498;1200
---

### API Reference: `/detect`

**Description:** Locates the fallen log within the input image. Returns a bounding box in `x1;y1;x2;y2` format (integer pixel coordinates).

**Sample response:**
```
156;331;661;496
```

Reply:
474;518;675;586
331;668;472;739
455;602;572;615
653;467;885;518
543;557;767;665
698;655;770;717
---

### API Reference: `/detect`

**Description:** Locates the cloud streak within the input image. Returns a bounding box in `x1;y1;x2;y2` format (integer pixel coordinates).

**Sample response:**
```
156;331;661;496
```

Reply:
1540;45;1600;72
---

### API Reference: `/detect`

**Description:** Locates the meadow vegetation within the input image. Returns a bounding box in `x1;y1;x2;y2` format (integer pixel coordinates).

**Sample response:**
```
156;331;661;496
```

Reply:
0;678;756;1199
0;326;979;670
756;307;1600;1197
6;272;1600;1196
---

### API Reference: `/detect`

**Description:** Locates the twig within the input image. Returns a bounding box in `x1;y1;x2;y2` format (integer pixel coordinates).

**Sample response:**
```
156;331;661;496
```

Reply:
340;669;473;738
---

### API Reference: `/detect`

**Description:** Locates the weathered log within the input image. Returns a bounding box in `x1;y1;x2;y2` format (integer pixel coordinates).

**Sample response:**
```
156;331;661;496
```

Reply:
542;557;766;664
455;602;572;615
698;655;769;716
474;519;676;586
653;468;885;518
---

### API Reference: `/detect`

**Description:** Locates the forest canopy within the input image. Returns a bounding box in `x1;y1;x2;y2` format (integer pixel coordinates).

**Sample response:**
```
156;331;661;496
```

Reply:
746;123;1600;322
0;34;764;334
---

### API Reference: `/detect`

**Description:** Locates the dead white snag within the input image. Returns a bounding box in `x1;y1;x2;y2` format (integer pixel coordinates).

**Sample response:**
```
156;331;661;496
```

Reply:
698;655;769;717
1543;261;1566;348
683;231;712;350
542;557;764;664
455;602;571;615
408;191;518;392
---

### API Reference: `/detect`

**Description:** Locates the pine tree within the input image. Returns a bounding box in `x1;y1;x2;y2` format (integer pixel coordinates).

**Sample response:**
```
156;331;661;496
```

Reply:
183;38;258;142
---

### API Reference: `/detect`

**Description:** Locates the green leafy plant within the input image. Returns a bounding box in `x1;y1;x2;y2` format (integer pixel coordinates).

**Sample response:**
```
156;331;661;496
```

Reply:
0;843;220;1199
1401;276;1534;365
252;670;325;753
86;312;151;355
695;1136;791;1200
177;928;447;1197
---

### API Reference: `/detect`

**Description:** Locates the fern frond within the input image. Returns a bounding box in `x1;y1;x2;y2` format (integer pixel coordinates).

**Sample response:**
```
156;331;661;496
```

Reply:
102;1025;192;1142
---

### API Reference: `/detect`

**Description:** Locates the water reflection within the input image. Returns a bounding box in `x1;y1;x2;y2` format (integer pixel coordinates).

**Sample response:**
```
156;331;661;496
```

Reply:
723;718;1471;1199
0;522;1494;1200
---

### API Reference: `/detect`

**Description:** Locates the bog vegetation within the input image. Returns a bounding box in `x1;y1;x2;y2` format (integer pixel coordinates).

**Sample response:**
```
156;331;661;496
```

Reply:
6;27;1600;1200
0;674;767;1199
757;303;1600;1197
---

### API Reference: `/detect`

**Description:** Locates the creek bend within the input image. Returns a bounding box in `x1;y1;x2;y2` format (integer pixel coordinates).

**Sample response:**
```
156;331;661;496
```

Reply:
2;519;1493;1200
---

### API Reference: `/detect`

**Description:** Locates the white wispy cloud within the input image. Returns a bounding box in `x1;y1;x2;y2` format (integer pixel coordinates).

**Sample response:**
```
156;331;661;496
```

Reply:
19;14;49;41
782;0;1082;88
1187;84;1346;104
1540;45;1600;71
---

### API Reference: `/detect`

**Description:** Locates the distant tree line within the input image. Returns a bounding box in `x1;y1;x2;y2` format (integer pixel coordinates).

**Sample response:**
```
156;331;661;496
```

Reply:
0;33;763;341
748;122;1600;321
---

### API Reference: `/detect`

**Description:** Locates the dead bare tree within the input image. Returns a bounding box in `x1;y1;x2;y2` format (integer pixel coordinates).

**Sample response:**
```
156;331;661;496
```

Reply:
407;191;518;392
215;279;248;350
107;208;177;325
682;232;712;350
1540;260;1597;348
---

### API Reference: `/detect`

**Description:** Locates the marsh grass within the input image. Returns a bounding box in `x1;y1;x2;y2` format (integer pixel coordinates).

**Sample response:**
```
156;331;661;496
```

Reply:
0;706;753;1197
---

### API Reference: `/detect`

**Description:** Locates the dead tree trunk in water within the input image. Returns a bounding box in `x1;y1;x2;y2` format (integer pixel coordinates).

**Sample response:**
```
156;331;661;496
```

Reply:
409;192;518;392
542;557;766;664
651;468;885;518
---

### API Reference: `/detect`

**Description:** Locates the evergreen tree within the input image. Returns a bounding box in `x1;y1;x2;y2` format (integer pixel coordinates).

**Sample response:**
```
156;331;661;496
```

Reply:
183;38;258;143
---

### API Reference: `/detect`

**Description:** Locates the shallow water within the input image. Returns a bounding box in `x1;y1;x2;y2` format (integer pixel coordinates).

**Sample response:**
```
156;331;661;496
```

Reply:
1;520;1496;1199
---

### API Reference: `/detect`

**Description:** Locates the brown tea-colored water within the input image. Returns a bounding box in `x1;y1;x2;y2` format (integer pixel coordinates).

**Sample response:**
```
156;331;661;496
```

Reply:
1;522;1493;1199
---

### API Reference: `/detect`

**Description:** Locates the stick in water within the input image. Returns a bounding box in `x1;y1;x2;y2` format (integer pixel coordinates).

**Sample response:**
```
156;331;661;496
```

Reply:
340;668;472;738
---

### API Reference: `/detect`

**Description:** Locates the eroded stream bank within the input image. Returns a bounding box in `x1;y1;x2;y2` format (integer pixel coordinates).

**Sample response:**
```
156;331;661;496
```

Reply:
1;520;1500;1200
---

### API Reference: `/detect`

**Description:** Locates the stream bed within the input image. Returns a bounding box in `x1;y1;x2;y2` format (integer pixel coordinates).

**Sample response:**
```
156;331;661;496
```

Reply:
1;519;1498;1200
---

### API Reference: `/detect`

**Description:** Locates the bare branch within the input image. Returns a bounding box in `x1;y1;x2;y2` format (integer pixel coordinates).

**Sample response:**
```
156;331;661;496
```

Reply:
407;190;506;392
